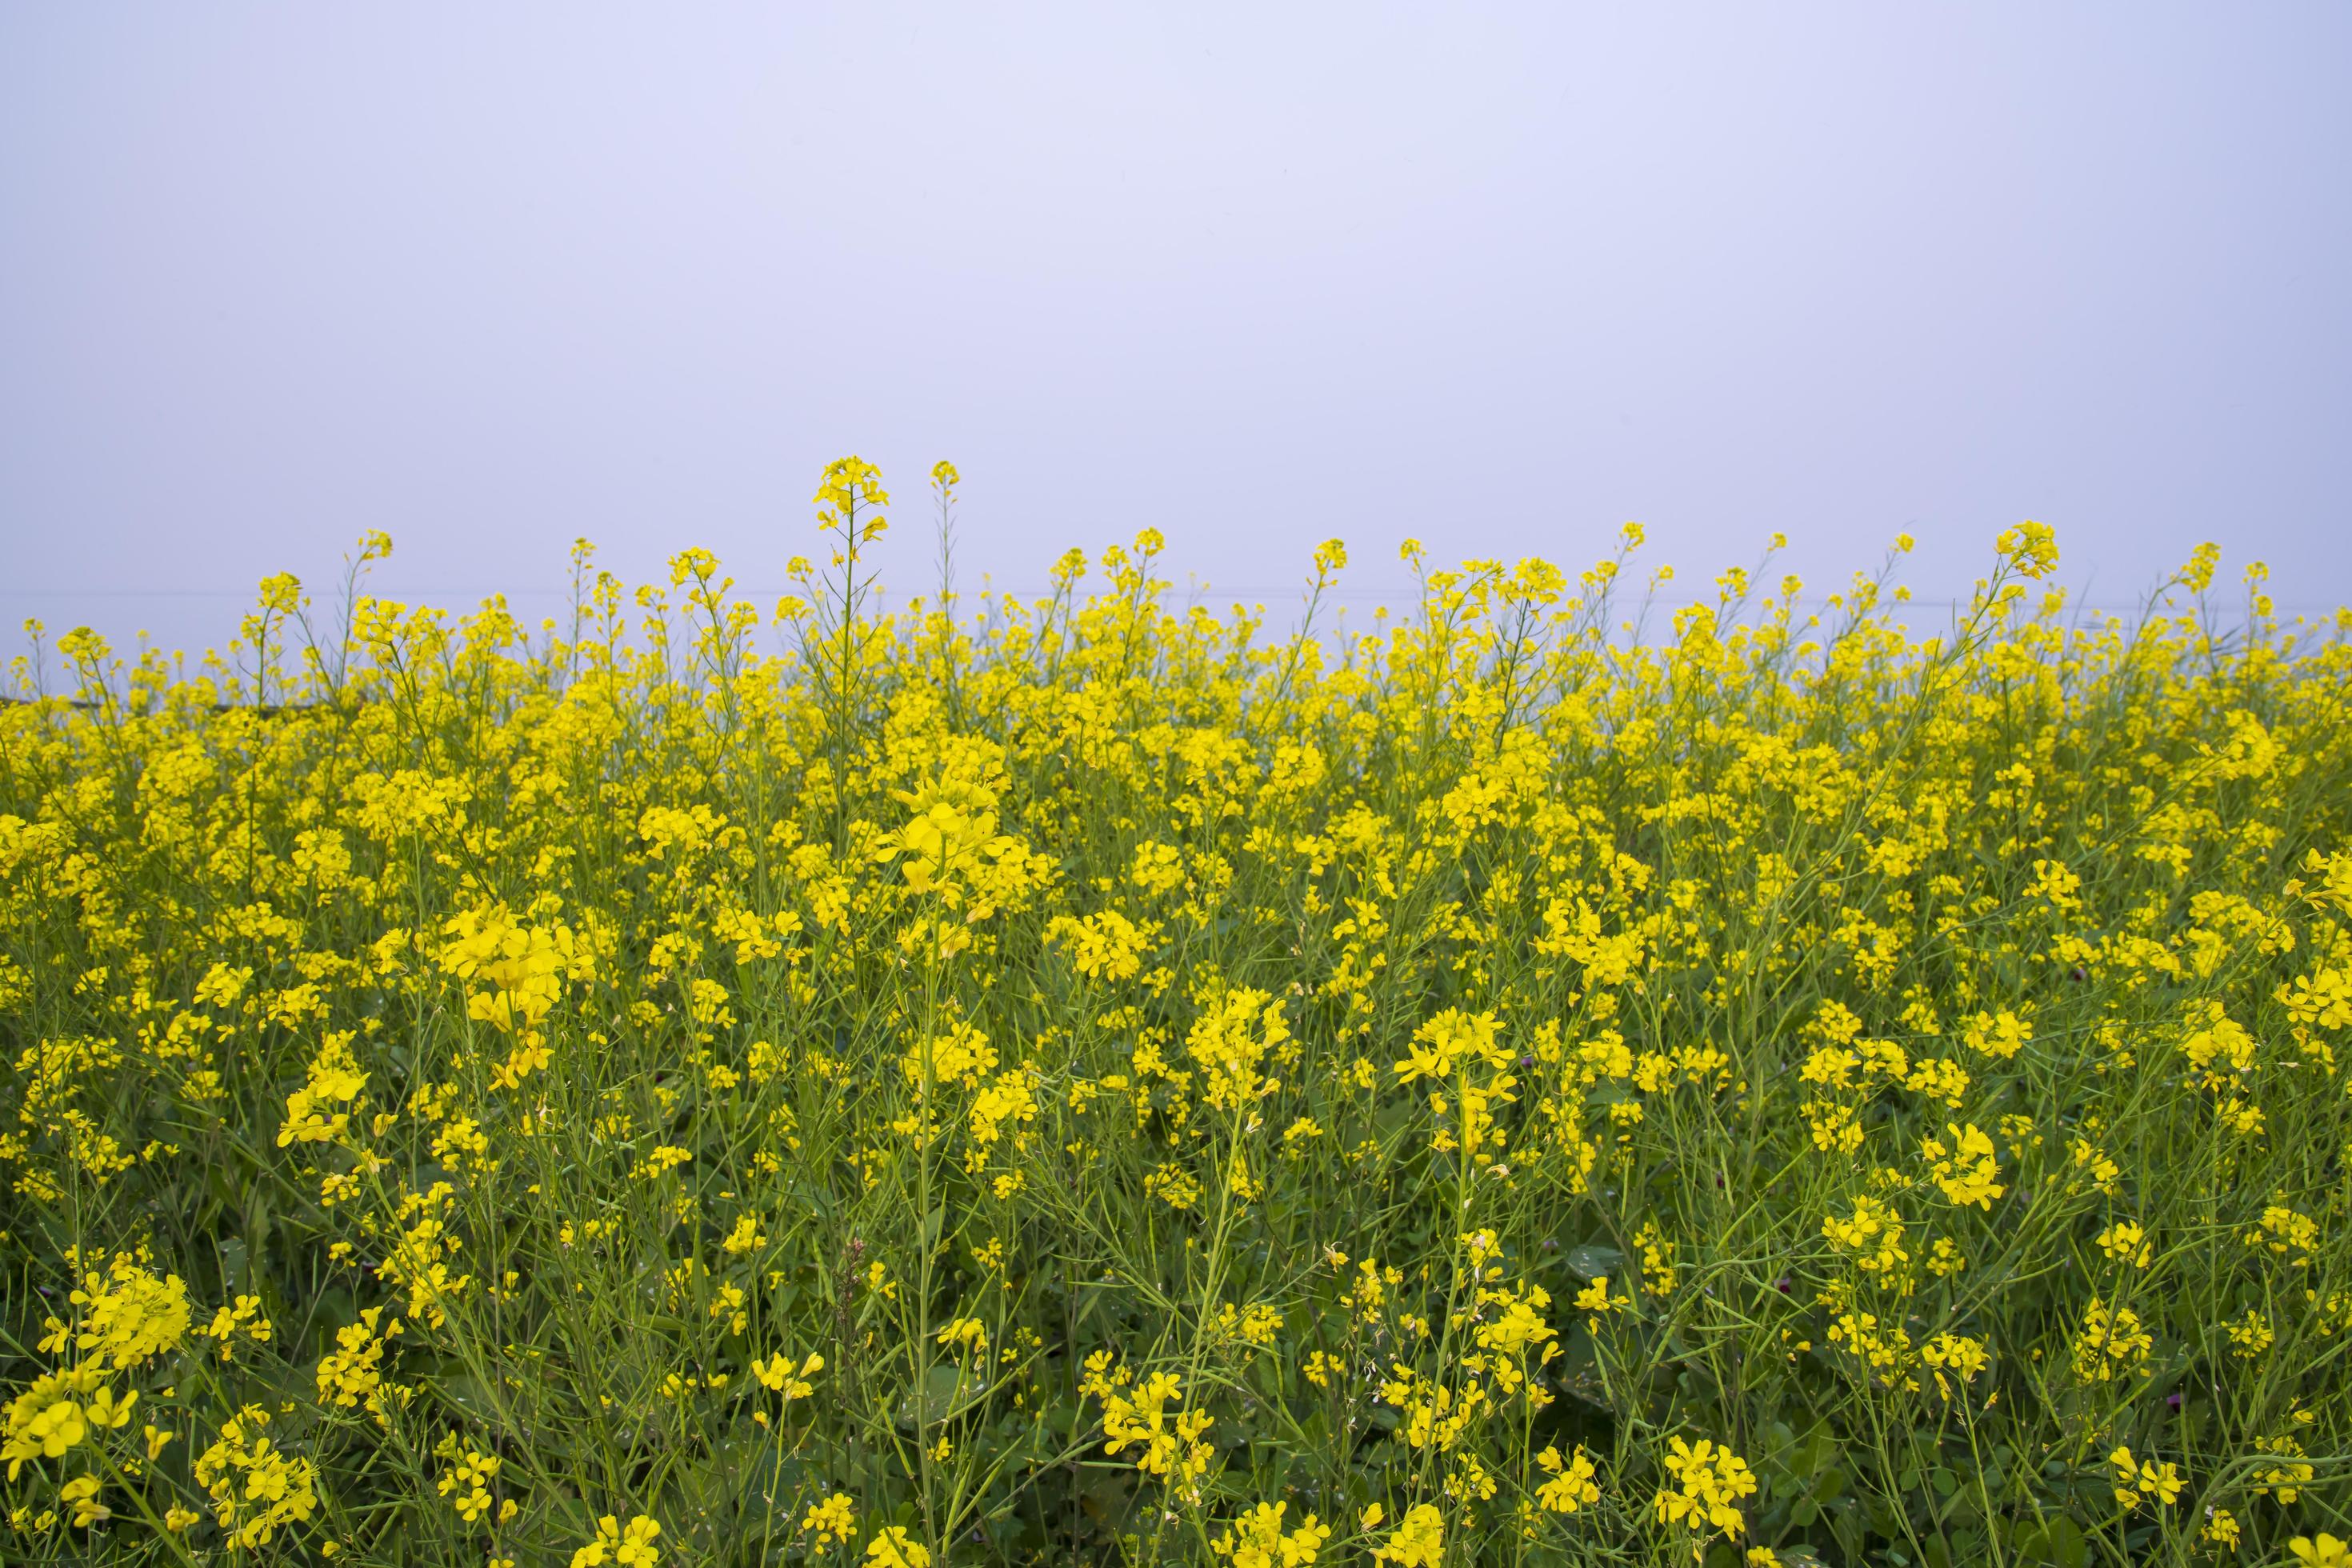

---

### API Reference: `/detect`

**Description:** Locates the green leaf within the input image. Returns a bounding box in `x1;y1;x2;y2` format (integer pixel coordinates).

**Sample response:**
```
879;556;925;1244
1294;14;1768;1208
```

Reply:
1562;1243;1624;1282
2013;1515;2086;1568
895;1362;986;1428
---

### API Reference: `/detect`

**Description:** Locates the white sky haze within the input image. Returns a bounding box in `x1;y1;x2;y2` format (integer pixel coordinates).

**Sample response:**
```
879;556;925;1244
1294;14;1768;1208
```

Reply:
3;4;2348;659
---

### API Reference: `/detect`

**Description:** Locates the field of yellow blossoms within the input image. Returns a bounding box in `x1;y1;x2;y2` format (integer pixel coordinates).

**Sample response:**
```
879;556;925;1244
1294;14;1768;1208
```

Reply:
4;458;2350;1567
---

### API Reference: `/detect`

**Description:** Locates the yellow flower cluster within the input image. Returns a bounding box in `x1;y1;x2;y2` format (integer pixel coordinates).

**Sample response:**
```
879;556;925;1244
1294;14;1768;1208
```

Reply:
1653;1436;1759;1547
2;471;2347;1562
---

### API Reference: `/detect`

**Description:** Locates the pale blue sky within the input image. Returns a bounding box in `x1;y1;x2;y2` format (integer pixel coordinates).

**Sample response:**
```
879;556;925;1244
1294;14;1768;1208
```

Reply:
4;4;2348;662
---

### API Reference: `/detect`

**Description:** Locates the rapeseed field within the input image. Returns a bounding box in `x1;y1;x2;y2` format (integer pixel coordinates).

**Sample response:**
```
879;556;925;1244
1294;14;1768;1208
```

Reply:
4;458;2349;1566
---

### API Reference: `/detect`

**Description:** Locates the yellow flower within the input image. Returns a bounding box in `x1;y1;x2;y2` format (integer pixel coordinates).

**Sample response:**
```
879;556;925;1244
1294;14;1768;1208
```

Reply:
62;1473;110;1528
2108;1445;2183;1510
1920;1333;1988;1400
2225;1308;2274;1359
934;1317;987;1356
865;1526;931;1568
1960;1009;2032;1061
752;1351;825;1399
1046;909;1154;982
1574;1274;1621;1330
193;1406;319;1548
70;1255;193;1368
2070;1298;2153;1383
1822;1195;1909;1274
802;1494;856;1546
84;1386;136;1430
3;1378;90;1479
1534;1444;1601;1514
1920;1122;2004;1209
1994;519;2060;578
1393;1010;1506;1085
14;467;2352;1568
1652;1436;1757;1542
573;1514;662;1568
1096;1368;1216;1488
2199;1507;2239;1550
436;1445;501;1522
1370;1502;1444;1566
2095;1221;2153;1269
1211;1500;1330;1567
